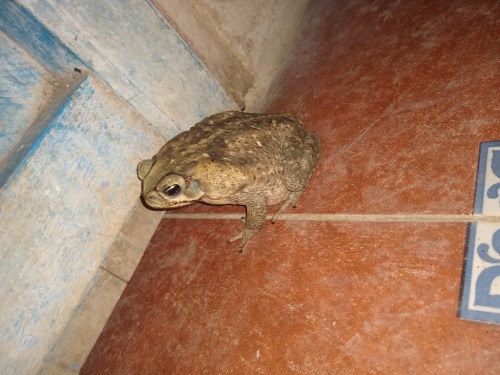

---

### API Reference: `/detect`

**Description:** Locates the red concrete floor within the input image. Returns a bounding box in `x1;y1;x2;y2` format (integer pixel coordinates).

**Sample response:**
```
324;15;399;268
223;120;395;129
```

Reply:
82;0;500;374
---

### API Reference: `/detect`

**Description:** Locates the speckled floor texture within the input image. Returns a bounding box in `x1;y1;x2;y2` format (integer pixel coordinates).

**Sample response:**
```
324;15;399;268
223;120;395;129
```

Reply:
81;0;500;374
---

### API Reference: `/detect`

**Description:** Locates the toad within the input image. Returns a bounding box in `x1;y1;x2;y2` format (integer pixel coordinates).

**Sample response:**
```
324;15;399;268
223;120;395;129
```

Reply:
138;111;320;252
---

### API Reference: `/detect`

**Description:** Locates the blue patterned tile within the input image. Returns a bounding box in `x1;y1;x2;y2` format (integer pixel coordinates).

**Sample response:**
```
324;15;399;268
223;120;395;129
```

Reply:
460;141;500;324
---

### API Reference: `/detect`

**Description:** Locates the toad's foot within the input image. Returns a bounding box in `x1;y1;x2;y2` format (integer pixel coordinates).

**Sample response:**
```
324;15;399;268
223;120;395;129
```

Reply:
228;228;257;253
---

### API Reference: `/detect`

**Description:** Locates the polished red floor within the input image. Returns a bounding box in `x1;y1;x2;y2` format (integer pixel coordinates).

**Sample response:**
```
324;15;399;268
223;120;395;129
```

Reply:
82;0;500;374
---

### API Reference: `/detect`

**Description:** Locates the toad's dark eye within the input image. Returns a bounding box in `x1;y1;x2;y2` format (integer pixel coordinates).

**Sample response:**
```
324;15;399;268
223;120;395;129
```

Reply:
163;184;181;197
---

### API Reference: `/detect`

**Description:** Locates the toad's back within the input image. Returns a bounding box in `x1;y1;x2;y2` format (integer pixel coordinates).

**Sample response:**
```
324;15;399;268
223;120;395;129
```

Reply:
155;111;315;179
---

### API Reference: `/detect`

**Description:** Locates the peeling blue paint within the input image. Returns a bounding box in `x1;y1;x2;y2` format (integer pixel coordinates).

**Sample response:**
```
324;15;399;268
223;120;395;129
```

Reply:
0;75;86;189
18;0;235;135
0;32;51;160
0;75;166;374
0;0;82;75
0;1;233;373
0;0;87;191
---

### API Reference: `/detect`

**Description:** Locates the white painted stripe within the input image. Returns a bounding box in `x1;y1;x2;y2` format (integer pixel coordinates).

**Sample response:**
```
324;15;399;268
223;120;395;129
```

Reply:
163;213;500;223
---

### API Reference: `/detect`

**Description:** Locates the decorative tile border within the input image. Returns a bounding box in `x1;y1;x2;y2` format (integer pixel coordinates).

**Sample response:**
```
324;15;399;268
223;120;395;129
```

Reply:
460;141;500;324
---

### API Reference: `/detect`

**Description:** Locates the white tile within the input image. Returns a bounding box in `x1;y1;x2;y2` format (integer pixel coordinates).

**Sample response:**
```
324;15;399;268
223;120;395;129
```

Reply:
460;141;500;324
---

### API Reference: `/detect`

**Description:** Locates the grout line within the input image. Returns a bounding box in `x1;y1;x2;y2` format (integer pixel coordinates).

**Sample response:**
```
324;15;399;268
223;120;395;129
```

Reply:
163;213;500;223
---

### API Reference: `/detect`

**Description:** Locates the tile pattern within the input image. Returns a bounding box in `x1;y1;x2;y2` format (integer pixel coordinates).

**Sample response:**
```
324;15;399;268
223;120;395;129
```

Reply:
82;0;500;373
461;142;500;324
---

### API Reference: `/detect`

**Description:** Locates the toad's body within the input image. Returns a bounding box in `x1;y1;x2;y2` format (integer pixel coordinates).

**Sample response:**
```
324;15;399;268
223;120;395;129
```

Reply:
138;111;320;252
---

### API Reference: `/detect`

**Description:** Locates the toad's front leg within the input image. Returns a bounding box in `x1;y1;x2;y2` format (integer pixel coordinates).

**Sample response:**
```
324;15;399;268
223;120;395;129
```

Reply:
228;195;268;253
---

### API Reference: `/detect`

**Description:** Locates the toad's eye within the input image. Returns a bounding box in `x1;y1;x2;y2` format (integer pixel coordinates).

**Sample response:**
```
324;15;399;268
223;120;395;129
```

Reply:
163;184;181;197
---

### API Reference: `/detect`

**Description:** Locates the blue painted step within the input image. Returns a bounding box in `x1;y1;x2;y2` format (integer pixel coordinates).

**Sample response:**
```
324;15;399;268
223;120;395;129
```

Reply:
0;73;165;375
0;1;234;374
0;0;83;188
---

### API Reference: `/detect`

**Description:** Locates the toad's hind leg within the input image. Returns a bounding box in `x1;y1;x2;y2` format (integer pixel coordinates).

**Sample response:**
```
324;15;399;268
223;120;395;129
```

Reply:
282;131;320;192
273;131;320;223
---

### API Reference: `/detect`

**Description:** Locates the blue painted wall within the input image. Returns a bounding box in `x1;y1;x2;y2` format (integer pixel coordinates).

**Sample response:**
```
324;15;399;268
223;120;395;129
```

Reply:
0;1;234;373
0;0;83;188
18;0;235;136
0;0;81;75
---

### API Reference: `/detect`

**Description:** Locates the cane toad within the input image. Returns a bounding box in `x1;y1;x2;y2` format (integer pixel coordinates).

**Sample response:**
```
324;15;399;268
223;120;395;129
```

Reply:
138;111;320;253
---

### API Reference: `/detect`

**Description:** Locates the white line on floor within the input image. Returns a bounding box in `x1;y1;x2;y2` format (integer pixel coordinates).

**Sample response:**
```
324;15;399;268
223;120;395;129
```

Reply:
163;213;500;223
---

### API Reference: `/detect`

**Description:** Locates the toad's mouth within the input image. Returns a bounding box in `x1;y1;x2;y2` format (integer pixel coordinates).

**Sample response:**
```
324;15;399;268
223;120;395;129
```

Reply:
141;190;194;210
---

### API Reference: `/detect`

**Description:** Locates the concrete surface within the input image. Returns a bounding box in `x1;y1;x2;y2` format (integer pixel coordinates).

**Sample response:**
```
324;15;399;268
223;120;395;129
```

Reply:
18;0;236;135
39;200;164;374
40;270;126;375
154;0;310;110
